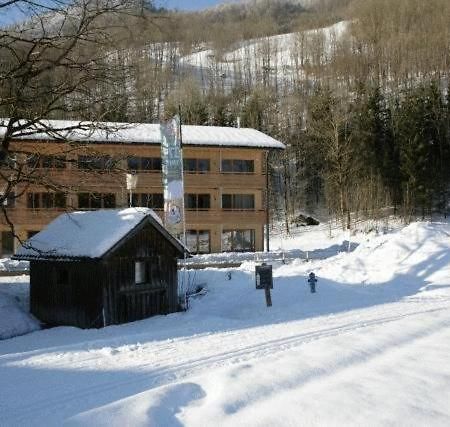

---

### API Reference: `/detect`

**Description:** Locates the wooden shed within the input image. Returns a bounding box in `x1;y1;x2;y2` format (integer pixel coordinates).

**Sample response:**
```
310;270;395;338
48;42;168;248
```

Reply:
13;208;187;328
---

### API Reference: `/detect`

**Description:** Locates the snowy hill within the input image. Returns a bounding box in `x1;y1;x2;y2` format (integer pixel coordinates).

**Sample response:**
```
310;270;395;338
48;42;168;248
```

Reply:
179;20;349;86
1;221;450;425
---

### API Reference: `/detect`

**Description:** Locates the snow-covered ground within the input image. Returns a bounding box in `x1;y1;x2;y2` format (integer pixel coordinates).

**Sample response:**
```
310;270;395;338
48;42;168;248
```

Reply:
0;275;39;340
0;258;29;272
1;221;450;425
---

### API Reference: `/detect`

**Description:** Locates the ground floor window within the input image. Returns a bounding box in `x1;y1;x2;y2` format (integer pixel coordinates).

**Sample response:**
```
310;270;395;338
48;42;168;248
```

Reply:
222;229;255;252
1;231;14;256
186;230;210;254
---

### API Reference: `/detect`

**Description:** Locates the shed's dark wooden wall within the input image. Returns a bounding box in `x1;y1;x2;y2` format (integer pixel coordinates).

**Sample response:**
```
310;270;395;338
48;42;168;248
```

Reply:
102;222;180;325
29;221;181;329
30;260;103;328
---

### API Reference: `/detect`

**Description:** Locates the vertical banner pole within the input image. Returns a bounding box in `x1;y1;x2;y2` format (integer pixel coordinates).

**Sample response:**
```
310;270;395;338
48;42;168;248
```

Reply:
178;105;188;309
160;112;187;309
265;150;270;252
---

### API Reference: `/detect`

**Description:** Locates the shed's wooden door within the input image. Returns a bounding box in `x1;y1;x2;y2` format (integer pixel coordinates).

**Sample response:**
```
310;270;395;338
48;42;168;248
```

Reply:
118;288;168;323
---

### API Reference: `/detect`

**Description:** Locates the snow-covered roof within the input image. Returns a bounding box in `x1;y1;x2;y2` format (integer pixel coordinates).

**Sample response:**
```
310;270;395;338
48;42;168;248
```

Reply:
0;119;285;149
14;208;186;260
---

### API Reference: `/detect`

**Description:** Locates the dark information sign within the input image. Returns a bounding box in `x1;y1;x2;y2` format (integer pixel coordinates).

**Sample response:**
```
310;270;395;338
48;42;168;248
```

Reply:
255;264;273;290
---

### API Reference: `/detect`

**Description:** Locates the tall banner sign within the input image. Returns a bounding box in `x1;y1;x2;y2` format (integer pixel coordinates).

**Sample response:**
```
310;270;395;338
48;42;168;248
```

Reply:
160;115;185;236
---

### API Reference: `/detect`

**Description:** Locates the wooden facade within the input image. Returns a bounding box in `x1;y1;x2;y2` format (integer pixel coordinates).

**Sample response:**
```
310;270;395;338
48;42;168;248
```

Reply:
1;139;273;255
22;216;184;328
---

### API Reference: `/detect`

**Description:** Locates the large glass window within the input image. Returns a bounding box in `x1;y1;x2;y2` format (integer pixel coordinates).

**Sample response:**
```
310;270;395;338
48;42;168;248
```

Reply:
185;194;210;210
127;157;161;172
221;194;254;210
186;230;210;254
222;229;255;252
27;192;66;209
131;193;163;209
78;193;116;209
183;158;210;173
221;159;254;173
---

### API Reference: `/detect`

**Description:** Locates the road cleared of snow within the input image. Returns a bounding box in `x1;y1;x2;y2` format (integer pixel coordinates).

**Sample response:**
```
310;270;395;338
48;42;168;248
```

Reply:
1;222;450;426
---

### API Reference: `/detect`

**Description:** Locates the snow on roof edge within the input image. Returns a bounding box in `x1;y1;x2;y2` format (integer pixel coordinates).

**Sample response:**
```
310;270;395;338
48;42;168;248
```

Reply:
14;208;187;261
0;119;285;150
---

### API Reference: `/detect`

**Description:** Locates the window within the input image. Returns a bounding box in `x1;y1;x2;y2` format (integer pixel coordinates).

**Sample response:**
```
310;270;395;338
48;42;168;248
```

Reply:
135;261;147;284
222;229;255;252
78;155;114;170
2;155;16;168
78;193;116;209
27;192;66;209
27;154;66;169
131;193;163;209
27;193;39;209
221;159;254;173
186;230;210;254
222;194;254;210
185;194;210;210
183;158;210;173
42;155;66;169
1;231;14;256
127;157;161;172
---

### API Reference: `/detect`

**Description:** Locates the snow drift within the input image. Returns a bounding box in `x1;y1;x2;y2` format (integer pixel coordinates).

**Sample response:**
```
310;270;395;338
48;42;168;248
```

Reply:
0;277;40;340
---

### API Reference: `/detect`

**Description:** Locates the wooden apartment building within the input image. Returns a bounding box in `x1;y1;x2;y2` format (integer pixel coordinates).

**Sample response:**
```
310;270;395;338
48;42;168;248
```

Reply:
0;120;285;256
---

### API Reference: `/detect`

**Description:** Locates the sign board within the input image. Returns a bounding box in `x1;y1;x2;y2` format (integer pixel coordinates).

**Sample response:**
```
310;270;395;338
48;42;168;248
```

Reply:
160;115;185;236
255;264;273;289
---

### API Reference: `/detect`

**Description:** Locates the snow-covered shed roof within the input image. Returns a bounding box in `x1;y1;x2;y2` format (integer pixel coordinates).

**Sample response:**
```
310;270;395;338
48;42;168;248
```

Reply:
1;119;285;149
14;208;187;261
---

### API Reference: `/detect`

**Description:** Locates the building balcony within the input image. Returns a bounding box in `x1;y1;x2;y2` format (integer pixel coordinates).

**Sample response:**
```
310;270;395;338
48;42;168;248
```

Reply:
0;207;266;229
8;168;266;192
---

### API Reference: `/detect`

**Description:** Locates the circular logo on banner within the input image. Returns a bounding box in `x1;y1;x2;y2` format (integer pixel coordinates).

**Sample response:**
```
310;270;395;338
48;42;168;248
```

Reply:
167;203;182;225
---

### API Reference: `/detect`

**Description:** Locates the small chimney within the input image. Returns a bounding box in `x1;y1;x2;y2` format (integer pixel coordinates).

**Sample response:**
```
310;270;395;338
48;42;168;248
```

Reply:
237;117;241;128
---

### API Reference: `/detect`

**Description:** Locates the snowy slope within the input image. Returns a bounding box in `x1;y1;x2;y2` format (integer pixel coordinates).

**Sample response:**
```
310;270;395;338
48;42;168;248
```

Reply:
180;21;349;81
1;222;450;425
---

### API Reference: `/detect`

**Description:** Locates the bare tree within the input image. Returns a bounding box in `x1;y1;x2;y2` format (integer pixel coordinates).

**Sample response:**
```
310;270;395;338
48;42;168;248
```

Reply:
0;0;141;243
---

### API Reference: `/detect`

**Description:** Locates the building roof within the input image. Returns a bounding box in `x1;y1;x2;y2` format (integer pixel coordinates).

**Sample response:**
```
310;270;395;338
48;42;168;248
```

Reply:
14;208;187;261
1;119;285;149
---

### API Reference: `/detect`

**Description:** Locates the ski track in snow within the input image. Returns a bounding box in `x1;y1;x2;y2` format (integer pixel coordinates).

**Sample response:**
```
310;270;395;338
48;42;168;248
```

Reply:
1;221;450;425
2;301;450;424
